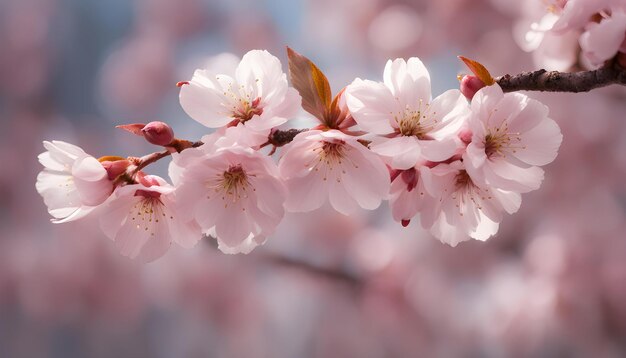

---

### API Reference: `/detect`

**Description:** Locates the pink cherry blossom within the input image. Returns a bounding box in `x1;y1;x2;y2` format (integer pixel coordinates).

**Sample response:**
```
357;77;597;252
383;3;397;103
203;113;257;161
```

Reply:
36;141;113;223
552;0;623;32
580;9;626;67
463;84;562;193
98;175;201;262
514;1;580;71
420;161;522;246
178;50;301;145
388;165;433;227
172;142;286;254
345;57;468;169
278;129;390;215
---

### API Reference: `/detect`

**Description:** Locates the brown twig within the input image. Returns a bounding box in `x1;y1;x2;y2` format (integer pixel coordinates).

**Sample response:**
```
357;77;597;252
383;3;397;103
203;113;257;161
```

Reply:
267;128;308;147
261;252;363;288
118;129;308;184
496;63;626;93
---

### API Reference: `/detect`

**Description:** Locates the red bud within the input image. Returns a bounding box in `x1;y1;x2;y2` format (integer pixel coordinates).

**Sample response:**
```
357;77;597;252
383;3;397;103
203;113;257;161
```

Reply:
142;121;175;146
460;75;486;100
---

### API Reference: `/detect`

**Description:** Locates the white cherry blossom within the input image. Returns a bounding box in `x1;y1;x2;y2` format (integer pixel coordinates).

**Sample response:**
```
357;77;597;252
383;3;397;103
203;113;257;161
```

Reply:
179;50;301;145
463;84;562;193
345;57;469;169
279;129;390;215
36;141;113;223
172;142;286;254
420;161;522;246
98;175;202;262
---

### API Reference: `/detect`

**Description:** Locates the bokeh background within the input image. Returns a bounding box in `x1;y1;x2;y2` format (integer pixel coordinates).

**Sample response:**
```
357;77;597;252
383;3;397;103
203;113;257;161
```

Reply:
2;0;626;357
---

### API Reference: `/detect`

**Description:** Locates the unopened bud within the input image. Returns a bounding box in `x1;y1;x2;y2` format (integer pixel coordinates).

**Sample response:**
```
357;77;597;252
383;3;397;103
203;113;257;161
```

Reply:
142;121;174;146
101;159;131;180
460;75;486;100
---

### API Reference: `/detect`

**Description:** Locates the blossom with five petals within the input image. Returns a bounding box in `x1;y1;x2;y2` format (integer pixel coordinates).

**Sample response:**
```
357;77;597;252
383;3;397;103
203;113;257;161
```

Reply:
580;8;626;67
420;161;522;246
279;129;390;215
178;50;301;146
172;140;286;254
345;57;469;169
98;175;201;262
463;84;562;193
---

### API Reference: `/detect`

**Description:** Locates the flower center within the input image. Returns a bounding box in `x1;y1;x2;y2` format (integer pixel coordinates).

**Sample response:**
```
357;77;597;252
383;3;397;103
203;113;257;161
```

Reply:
232;97;263;122
307;139;359;182
219;77;264;123
320;141;346;163
395;101;438;138
484;123;524;159
451;170;492;214
454;170;472;189
129;197;171;237
543;0;566;13
207;165;253;208
222;165;249;192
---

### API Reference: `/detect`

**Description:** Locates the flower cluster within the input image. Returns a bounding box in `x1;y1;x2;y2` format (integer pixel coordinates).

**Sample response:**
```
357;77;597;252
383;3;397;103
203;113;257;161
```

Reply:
517;0;626;70
36;49;562;261
346;59;562;246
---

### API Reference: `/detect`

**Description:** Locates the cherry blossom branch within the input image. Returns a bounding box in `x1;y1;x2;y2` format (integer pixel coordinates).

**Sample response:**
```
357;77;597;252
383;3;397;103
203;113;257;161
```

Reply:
262;252;362;287
496;64;626;93
117;129;308;184
203;235;362;287
267;128;308;147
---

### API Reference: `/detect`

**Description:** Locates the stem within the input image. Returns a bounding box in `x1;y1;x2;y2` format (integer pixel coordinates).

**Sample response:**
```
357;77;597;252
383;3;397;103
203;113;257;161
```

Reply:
267;128;308;147
496;63;626;93
261;252;362;287
119;129;308;182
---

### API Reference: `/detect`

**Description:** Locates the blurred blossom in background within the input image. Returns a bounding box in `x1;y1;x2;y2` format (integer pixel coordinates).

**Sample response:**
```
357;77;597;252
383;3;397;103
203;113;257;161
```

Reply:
3;0;626;357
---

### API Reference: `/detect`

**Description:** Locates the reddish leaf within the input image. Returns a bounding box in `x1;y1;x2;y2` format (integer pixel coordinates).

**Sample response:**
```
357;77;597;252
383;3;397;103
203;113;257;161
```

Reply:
458;56;495;86
116;123;146;136
287;47;334;123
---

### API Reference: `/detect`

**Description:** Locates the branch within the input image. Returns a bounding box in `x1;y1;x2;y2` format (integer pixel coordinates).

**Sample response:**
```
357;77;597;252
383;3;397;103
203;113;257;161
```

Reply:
267;128;308;147
261;252;362;288
202;234;363;288
117;129;308;185
496;64;626;93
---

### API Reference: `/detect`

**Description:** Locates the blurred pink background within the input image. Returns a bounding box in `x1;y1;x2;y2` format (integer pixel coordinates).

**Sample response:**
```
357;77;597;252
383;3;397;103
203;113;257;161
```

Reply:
3;0;626;357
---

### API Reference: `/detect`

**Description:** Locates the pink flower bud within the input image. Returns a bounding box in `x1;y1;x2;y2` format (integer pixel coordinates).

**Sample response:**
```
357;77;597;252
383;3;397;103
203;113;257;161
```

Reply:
142;121;174;146
460;75;485;100
101;159;131;180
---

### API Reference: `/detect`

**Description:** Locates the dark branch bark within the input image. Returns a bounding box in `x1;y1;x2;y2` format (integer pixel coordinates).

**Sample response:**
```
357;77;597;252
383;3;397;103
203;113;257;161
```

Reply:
124;129;307;181
268;128;308;147
496;64;626;93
